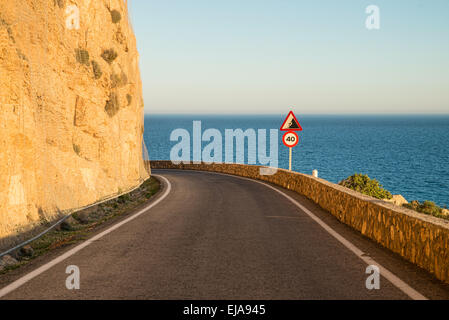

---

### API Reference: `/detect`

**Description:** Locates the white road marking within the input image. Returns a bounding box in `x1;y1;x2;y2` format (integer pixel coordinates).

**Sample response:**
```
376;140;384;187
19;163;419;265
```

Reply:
198;170;428;300
0;175;172;299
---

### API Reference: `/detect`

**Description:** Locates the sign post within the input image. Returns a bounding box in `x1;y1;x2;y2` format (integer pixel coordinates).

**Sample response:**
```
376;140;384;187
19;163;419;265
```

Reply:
280;111;302;171
289;146;292;171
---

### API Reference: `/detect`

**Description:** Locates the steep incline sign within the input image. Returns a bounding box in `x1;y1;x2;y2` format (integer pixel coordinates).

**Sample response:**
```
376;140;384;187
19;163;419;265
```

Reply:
280;111;303;131
280;111;302;171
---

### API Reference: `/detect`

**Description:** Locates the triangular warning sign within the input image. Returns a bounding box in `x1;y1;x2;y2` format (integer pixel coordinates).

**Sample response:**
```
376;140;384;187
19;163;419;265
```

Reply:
280;111;303;131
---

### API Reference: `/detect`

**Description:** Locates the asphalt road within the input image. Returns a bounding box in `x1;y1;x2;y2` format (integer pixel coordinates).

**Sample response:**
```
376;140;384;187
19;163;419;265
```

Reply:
1;170;449;300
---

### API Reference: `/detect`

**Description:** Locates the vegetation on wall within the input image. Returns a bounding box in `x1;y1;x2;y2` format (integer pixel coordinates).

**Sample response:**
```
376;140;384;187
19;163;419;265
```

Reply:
126;94;132;106
105;92;119;117
111;71;128;88
75;49;90;66
339;174;448;220
101;49;118;64
73;144;81;156
91;60;102;79
403;200;448;220
110;10;122;23
53;0;65;8
338;173;392;200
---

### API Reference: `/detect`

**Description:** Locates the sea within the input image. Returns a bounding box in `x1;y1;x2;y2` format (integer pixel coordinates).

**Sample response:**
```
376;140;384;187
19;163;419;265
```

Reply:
143;114;449;207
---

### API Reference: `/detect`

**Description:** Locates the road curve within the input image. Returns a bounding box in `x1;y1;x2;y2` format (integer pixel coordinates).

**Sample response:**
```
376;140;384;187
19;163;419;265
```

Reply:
1;170;449;300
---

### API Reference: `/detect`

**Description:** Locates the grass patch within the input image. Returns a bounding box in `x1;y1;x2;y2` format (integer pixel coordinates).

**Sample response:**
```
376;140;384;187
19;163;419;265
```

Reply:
0;177;160;275
118;193;130;203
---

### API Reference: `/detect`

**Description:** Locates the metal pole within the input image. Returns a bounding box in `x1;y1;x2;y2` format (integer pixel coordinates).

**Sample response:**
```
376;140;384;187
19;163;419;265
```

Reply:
289;147;292;171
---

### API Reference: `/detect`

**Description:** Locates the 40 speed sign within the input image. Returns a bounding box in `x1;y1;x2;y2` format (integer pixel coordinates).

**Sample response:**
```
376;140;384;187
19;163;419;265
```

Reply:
282;131;299;148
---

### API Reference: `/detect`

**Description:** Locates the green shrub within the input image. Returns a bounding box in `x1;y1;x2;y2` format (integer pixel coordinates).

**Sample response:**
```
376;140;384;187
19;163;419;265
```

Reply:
403;200;443;217
75;49;90;66
91;60;102;79
105;92;119;117
110;10;122;23
101;49;118;64
338;173;392;200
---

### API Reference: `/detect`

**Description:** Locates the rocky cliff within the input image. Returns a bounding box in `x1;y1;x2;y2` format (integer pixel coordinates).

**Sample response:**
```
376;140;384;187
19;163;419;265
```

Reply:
0;0;148;241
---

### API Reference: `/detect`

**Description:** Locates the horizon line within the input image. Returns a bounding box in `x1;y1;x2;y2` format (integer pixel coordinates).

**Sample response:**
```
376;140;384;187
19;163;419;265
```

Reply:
144;112;449;116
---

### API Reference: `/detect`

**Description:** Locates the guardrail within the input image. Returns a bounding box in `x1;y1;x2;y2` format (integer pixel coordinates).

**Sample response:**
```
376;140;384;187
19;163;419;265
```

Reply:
150;160;449;285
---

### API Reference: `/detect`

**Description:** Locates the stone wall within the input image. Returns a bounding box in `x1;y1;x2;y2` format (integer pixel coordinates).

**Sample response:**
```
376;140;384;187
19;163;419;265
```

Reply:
0;0;148;242
151;161;449;284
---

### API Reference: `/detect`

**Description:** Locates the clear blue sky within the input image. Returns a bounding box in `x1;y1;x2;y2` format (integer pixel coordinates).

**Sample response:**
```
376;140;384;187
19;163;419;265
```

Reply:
129;0;449;114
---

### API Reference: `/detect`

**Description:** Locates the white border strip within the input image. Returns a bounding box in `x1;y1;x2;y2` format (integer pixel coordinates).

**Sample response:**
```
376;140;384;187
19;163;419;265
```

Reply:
0;175;171;299
186;170;428;300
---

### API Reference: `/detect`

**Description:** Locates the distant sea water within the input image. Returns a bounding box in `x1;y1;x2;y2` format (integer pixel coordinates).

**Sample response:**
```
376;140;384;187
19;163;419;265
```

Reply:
144;115;449;207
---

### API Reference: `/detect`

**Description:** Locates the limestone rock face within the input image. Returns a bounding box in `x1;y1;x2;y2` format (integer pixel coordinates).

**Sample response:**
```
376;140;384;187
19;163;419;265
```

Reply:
0;0;148;240
384;195;409;207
